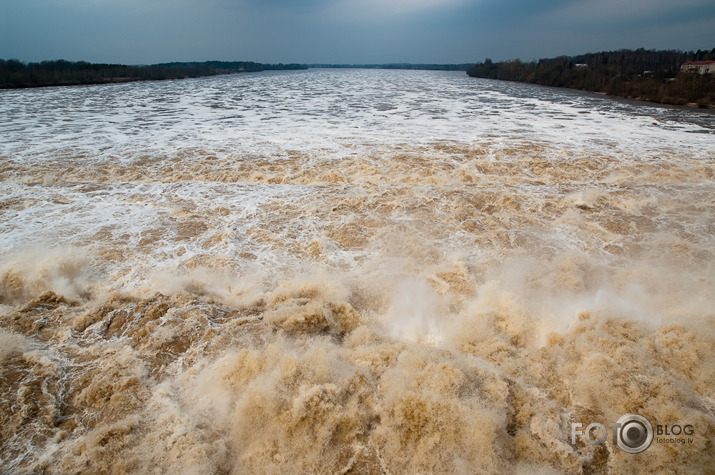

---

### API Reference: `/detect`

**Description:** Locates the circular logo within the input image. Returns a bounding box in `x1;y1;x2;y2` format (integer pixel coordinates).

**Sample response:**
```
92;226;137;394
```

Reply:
616;414;653;454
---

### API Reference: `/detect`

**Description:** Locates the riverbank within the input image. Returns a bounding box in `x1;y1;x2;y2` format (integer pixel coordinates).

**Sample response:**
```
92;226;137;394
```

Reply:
467;49;715;108
0;60;307;89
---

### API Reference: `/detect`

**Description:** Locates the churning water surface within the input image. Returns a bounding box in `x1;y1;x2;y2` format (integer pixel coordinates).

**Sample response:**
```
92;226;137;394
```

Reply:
0;69;713;473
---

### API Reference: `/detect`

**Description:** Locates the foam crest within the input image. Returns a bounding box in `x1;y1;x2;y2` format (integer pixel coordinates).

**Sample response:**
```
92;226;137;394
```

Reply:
383;278;446;345
0;247;93;304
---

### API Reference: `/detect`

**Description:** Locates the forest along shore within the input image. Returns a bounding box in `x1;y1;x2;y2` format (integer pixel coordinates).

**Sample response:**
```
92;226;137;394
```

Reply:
467;48;715;108
0;60;308;89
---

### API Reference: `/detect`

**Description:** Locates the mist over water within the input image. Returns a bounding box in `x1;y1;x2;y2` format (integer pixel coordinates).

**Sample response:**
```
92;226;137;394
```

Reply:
0;69;713;473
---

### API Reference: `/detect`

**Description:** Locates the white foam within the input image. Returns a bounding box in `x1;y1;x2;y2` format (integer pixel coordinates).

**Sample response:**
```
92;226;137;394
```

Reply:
1;70;713;167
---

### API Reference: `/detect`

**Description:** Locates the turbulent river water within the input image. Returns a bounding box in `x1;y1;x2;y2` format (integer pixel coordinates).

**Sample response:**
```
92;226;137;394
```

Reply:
0;69;713;473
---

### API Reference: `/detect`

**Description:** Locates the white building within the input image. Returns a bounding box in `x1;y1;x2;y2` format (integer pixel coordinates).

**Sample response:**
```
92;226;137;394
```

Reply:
680;61;715;74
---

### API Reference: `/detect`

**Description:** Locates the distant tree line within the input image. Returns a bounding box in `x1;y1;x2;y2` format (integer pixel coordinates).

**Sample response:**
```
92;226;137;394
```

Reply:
309;64;472;71
0;59;308;89
467;48;715;107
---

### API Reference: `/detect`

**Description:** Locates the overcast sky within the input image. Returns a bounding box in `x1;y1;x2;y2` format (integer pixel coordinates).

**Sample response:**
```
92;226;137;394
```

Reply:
1;0;714;64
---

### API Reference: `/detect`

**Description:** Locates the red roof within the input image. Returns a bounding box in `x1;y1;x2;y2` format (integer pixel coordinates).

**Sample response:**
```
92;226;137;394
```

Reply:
683;61;715;65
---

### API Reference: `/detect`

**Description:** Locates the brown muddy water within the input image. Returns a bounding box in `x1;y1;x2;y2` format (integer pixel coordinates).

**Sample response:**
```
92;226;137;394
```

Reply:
0;69;713;474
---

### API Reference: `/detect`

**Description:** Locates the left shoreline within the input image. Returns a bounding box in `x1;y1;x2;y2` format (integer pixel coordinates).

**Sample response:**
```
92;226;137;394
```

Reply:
0;59;308;89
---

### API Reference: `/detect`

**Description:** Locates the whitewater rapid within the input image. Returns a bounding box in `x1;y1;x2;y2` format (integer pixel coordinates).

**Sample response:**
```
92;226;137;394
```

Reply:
0;69;713;473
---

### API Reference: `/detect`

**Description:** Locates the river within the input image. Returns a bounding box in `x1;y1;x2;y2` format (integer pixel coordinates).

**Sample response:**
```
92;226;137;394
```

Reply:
0;69;713;473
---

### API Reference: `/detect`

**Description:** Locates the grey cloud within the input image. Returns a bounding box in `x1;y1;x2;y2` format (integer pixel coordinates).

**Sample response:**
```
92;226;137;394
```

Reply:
1;0;713;64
